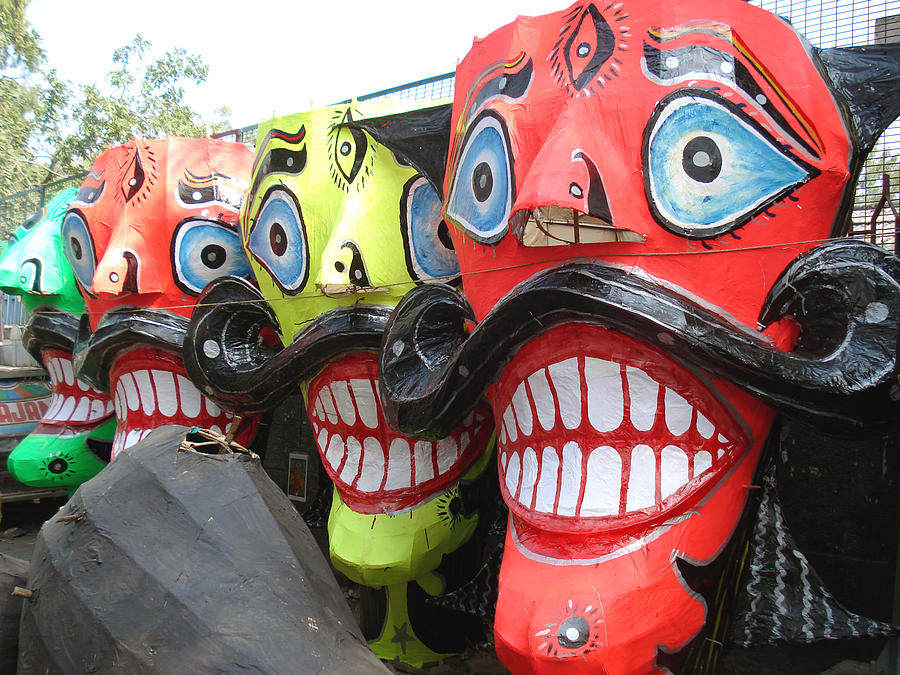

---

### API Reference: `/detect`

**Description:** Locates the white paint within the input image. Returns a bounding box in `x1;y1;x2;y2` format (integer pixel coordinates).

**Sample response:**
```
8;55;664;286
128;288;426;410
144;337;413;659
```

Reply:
626;444;656;512
413;440;434;485
527;369;556;431
582;445;621;517
330;380;356;427
585;357;623;432
626;366;658;432
547;358;581;430
349;378;378;429
152;370;177;417
664;388;692;436
176;375;201;418
385;438;412;490
356;437;385;492
511;382;533;436
660;445;689;499
519;447;538;508
556;441;582;517
534;446;559;513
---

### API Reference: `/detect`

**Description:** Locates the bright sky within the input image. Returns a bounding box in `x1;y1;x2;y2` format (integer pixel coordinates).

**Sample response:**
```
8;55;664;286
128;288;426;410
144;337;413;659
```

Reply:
27;0;567;130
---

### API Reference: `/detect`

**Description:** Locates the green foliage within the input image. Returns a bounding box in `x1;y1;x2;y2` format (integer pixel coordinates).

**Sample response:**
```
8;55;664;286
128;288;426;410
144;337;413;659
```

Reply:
0;0;40;71
52;35;215;173
0;3;231;198
0;0;65;195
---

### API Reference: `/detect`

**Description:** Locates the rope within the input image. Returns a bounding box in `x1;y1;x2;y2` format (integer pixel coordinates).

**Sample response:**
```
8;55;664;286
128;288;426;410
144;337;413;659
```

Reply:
20;235;852;318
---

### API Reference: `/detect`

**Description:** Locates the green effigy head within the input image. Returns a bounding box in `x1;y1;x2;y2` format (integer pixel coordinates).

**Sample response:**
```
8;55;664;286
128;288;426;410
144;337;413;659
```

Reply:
241;100;459;338
0;188;113;494
237;100;494;663
0;188;85;315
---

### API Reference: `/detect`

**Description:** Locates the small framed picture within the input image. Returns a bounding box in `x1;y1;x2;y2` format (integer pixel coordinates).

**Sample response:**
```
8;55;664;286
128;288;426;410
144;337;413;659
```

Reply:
287;452;309;502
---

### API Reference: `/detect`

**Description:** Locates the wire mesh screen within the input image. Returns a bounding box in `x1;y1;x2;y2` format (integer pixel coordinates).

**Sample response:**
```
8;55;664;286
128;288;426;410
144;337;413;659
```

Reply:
359;73;455;104
752;0;900;250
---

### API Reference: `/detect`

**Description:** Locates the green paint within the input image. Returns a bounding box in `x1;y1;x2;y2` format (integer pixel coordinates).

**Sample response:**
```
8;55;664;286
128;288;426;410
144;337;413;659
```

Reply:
6;416;114;496
0;188;85;314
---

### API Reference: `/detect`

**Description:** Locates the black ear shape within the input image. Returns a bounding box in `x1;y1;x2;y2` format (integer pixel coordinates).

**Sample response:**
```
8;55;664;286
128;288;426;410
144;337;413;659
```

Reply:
349;104;452;198
817;44;900;153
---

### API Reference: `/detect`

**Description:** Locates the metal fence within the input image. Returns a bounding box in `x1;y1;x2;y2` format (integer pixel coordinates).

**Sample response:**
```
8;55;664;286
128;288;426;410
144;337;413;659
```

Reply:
0;172;87;237
2;2;898;249
752;0;900;251
213;73;456;147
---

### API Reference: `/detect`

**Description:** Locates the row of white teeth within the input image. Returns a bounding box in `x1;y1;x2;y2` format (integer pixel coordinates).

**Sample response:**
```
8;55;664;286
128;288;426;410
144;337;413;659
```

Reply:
44;356;106;395
500;359;722;443
44;393;114;424
112;369;232;421
501;440;732;517
111;421;233;457
312;424;474;492
311;378;381;429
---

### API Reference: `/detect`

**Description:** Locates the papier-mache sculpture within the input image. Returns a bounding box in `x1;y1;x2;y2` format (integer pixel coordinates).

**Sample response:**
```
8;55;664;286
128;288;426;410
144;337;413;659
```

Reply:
185;100;496;665
0;189;113;493
65;137;256;457
379;1;900;672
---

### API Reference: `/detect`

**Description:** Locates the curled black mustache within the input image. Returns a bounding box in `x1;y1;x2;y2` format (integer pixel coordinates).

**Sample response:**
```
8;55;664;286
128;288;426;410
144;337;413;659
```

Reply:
73;307;190;392
23;306;81;363
380;240;900;439
184;276;391;413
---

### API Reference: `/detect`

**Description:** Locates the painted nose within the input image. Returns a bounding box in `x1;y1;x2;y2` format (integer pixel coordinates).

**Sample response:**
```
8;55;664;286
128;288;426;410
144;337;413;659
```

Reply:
318;241;375;296
92;250;139;296
19;260;41;292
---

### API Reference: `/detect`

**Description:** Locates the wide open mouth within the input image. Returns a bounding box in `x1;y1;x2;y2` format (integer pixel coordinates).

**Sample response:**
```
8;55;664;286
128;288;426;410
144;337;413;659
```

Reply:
40;348;114;426
307;352;492;514
496;323;749;558
109;347;235;459
510;207;644;246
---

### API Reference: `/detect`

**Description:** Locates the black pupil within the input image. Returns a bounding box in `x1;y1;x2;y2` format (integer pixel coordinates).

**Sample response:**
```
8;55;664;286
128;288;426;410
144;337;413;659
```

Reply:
472;162;493;202
448;496;462;516
437;220;455;251
340;141;352;156
201;244;226;269
48;458;68;474
70;237;83;260
270;222;288;256
577;42;591;57
682;136;722;183
557;616;590;649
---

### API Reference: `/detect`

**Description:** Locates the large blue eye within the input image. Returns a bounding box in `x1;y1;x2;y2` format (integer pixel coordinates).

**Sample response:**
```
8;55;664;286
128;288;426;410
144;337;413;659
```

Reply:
445;110;514;245
61;210;96;292
644;90;814;238
172;219;251;295
247;187;308;294
401;176;460;282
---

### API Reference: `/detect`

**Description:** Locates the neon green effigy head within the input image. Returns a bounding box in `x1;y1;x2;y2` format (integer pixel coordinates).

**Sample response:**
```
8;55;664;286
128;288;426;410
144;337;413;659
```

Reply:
0;188;113;494
240;101;494;633
241;100;459;337
0;188;85;315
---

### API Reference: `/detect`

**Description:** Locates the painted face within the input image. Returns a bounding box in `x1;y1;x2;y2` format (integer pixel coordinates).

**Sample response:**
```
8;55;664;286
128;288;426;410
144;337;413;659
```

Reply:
436;1;859;672
0;189;85;315
66;137;254;460
189;101;494;664
0;188;113;492
243;103;460;332
238;101;491;528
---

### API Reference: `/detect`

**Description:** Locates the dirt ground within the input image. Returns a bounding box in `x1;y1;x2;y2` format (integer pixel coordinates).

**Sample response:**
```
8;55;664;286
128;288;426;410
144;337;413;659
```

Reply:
0;498;890;675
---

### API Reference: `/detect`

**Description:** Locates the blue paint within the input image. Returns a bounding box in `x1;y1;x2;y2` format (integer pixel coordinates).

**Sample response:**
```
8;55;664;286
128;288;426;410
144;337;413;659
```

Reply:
648;97;809;234
407;180;459;280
